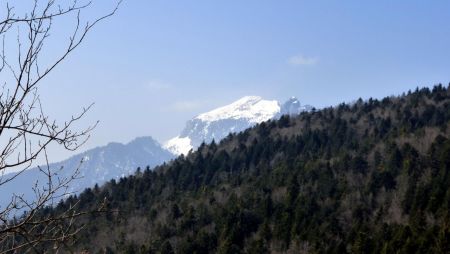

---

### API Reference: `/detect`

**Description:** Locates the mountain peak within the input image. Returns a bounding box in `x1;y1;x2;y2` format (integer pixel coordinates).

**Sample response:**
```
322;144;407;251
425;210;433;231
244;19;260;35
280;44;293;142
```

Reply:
127;136;160;147
196;96;280;123
287;96;300;103
232;95;263;104
165;95;313;155
280;96;312;116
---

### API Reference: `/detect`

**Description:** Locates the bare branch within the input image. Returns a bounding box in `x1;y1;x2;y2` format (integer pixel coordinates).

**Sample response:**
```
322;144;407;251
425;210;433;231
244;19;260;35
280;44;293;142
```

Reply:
0;0;121;251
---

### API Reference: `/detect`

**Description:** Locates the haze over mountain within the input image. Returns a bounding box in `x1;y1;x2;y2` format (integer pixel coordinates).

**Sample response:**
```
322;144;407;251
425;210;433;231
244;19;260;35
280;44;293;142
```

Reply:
0;137;174;208
165;96;312;155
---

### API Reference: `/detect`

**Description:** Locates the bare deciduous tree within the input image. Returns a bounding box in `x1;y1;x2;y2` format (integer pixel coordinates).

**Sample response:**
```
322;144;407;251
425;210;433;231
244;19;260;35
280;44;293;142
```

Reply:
0;0;121;252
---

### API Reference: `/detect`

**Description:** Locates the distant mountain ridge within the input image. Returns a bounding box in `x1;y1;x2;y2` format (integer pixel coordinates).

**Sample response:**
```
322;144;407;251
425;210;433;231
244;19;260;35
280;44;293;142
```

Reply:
0;137;174;208
164;96;313;155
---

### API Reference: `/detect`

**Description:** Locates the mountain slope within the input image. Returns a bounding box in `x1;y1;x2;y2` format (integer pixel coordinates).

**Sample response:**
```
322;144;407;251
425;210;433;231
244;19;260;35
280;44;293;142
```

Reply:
165;96;312;155
0;136;174;208
0;96;310;207
36;85;450;253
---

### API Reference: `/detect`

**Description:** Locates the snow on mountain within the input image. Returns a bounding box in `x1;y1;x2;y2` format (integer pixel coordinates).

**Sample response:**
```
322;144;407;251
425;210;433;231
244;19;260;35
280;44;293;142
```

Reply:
0;95;312;209
197;96;280;123
165;96;312;155
278;97;314;117
0;136;174;208
165;136;193;155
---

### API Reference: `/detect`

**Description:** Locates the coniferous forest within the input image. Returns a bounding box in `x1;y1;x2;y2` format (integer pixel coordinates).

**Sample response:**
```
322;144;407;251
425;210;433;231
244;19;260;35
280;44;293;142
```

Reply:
25;85;450;253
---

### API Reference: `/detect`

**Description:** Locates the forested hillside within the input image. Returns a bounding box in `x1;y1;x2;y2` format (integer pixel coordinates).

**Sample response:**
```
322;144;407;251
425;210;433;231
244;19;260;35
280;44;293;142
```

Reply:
36;85;450;253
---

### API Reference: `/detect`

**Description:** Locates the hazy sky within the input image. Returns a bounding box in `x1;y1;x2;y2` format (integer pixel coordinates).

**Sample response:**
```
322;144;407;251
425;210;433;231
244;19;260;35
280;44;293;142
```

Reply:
8;1;450;162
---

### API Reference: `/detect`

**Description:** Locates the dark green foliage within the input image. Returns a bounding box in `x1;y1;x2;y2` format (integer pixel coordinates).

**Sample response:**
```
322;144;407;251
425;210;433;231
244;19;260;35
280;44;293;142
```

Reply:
33;85;450;253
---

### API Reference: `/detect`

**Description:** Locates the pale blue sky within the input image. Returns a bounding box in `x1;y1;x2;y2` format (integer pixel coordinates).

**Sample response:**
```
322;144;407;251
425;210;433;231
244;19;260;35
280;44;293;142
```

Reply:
8;1;450;161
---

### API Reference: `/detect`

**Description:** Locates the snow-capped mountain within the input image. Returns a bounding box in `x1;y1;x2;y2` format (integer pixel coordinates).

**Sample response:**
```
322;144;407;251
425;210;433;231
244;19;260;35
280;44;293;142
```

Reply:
0;95;312;208
165;96;312;155
279;97;314;116
197;96;280;123
0;137;174;208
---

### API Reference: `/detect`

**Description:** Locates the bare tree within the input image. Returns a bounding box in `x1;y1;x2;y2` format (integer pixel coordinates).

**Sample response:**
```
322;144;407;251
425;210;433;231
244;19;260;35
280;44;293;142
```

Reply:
0;0;121;252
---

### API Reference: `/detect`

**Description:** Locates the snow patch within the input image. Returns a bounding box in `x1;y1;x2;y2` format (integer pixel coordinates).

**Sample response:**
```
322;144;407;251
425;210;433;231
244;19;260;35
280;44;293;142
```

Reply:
164;136;193;156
